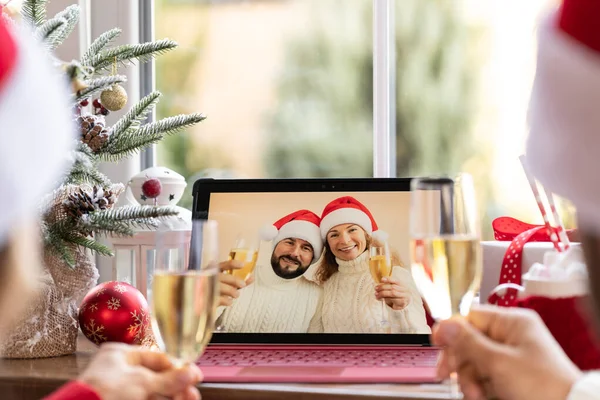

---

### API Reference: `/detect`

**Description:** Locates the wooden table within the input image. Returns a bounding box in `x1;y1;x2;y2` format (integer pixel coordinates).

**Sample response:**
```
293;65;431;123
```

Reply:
0;336;450;400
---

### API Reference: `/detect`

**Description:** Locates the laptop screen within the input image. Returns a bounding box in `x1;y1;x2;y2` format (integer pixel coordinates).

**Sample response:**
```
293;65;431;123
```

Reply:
197;181;433;336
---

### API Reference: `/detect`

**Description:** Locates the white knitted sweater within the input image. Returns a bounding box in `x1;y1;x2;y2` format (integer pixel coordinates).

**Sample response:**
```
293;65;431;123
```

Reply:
308;251;431;334
218;262;322;333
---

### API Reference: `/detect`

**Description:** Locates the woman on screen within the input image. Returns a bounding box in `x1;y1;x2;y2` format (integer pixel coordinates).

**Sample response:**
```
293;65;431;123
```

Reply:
308;196;430;334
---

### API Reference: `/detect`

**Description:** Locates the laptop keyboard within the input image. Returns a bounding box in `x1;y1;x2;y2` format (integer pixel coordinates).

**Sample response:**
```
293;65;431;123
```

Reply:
198;349;439;368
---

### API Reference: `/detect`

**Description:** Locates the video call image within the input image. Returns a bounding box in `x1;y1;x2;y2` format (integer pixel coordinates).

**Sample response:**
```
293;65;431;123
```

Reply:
209;192;431;335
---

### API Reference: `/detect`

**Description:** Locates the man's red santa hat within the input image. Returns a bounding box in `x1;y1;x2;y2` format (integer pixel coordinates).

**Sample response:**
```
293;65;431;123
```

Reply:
526;0;600;232
260;209;323;263
319;196;388;242
0;16;74;245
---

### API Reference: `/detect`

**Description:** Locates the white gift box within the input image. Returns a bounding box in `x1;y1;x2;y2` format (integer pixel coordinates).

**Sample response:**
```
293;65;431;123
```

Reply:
481;241;584;302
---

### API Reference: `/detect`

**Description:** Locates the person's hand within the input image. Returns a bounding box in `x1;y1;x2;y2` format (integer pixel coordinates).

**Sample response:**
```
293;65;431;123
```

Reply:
374;277;411;310
79;343;202;400
432;305;582;400
218;260;254;307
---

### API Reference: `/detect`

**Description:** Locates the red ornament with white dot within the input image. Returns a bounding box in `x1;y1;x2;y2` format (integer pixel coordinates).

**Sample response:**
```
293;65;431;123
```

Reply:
78;281;151;346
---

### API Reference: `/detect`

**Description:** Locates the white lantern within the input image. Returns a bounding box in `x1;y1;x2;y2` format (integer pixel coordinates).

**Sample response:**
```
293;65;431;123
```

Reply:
110;166;191;298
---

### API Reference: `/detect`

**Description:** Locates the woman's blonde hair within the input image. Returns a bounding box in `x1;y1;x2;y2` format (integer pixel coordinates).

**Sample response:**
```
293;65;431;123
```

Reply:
314;228;404;284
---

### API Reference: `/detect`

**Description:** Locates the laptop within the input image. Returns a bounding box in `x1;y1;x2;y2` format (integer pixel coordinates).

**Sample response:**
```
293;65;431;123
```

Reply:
191;178;441;383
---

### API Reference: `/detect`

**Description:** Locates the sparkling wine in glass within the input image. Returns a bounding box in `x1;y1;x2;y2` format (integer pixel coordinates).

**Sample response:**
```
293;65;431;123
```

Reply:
150;220;220;366
409;174;482;398
225;235;259;281
369;245;392;330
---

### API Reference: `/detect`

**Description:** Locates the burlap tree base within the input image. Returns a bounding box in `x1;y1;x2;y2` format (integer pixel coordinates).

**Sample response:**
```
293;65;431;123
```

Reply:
0;246;98;359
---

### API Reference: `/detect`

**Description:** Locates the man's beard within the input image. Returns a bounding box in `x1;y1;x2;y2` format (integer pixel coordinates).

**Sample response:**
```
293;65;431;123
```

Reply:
271;253;310;279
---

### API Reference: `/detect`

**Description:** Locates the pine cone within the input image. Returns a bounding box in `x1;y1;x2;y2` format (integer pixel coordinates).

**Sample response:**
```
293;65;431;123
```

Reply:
63;186;117;219
79;115;109;152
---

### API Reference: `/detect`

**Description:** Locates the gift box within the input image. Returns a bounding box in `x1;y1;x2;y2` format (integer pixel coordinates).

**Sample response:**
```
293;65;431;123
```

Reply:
481;241;580;302
484;216;600;371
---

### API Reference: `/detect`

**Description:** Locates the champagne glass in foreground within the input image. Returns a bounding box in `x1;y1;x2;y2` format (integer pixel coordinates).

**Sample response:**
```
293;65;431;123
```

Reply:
225;235;259;281
409;174;482;399
151;220;220;366
369;245;392;330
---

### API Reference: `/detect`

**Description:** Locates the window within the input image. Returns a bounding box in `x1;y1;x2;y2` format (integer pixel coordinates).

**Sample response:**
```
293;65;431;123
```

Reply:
146;0;571;236
154;0;374;209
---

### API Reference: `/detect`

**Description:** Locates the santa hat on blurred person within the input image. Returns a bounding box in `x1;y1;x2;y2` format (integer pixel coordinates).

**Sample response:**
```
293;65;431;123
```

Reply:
319;196;388;242
260;209;323;263
0;17;74;245
526;0;600;233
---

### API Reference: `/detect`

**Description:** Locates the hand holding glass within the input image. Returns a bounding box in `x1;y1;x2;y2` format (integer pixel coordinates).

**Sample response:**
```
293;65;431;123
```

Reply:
409;174;482;398
225;235;258;281
369;245;392;329
150;220;219;366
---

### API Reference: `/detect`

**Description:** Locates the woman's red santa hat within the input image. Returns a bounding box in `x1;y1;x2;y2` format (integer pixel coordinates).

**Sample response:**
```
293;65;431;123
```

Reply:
260;209;323;263
526;0;600;233
319;196;388;242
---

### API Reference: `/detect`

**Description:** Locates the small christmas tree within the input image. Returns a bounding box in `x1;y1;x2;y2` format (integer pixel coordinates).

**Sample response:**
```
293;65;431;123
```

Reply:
11;0;205;267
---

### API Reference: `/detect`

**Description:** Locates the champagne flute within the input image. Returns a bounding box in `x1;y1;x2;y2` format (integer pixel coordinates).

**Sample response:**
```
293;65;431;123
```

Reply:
225;235;259;281
150;220;220;366
369;244;392;330
409;174;482;399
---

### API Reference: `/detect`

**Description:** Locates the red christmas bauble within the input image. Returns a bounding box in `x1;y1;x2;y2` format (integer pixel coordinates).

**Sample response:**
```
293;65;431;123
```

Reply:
78;281;151;346
141;177;162;199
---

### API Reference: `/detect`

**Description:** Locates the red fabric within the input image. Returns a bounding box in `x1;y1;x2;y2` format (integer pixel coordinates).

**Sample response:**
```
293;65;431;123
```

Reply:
492;216;578;243
422;298;435;328
272;209;321;229
0;16;18;92
558;0;600;53
43;381;101;400
515;295;600;371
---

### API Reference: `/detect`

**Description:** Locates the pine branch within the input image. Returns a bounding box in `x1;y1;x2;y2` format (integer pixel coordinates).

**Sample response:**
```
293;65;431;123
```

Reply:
45;227;76;268
89;205;180;224
100;114;205;162
81;28;122;66
69;147;94;169
22;0;48;27
41;221;52;251
46;218;77;239
131;218;161;230
90;39;178;71
138;114;206;138
62;235;114;257
82;218;135;237
104;91;161;149
65;163;112;187
35;16;64;42
44;5;80;51
50;240;76;268
76;141;96;158
76;75;126;101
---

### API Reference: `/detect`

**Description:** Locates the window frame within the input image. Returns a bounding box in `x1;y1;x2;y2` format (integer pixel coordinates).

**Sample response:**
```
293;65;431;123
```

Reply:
90;0;398;177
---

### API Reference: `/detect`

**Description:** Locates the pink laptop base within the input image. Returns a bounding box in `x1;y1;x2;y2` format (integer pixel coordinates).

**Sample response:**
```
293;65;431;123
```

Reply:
198;345;441;383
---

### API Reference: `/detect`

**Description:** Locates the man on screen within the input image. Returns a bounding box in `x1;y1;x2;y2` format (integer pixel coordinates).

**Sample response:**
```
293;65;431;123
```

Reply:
217;210;323;333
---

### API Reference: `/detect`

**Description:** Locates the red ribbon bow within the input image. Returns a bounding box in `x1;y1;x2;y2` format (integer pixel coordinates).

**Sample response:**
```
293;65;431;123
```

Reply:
492;216;577;243
488;217;577;306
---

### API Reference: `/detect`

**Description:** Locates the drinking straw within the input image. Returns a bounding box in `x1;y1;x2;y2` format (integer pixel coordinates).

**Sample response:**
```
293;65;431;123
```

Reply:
519;155;562;252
